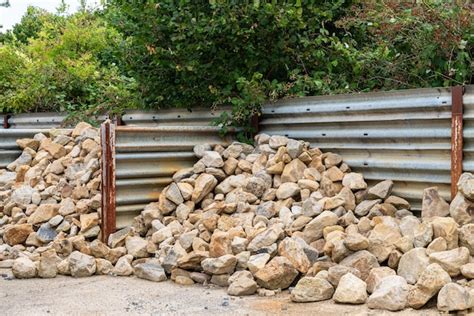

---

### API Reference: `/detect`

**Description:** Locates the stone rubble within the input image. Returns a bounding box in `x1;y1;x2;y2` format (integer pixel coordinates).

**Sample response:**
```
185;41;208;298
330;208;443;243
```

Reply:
0;129;473;313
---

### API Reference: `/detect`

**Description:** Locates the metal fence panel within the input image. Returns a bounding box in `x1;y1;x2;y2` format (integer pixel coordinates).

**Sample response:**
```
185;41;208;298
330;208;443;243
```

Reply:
259;87;467;210
114;119;233;229
0;129;50;168
463;85;474;172
121;108;229;127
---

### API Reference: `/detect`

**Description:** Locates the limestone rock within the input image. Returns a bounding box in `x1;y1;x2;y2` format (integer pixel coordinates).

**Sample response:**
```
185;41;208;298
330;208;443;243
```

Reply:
366;267;396;294
397;248;430;284
281;159;306;183
125;236;148;258
303;211;338;243
277;237;314;274
367;276;409;311
327;265;361;287
344;233;369;251
460;263;474;279
340;250;380;281
12;257;37;279
333;273;367;304
38;249;60;278
429;247;470;277
458;172;474;200
407;263;451;309
437;283;472;312
112;255;134;276
449;192;473;225
421;187;450;218
342;173;367;190
192;174;218;203
134;263;167;282
367;180;393;199
459;224;474;255
290;277;334;302
201;255;237;275
69;251;96;277
201;151;224;168
227;271;257;296
276;182;300;200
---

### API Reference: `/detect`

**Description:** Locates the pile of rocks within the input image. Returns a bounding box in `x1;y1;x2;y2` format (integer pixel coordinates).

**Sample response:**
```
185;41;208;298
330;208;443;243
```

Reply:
0;123;102;276
1;129;473;313
118;134;473;312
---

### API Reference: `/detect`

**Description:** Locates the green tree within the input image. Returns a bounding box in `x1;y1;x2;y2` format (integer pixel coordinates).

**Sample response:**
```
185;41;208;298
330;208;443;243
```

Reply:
105;0;472;141
0;9;140;121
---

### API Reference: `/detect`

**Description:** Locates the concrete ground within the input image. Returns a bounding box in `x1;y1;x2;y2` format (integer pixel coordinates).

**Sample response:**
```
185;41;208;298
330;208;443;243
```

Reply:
0;269;440;316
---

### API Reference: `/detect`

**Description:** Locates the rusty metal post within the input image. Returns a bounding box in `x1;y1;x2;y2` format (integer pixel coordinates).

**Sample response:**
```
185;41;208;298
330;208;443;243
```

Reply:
3;114;10;129
250;113;260;138
100;121;116;243
451;86;464;199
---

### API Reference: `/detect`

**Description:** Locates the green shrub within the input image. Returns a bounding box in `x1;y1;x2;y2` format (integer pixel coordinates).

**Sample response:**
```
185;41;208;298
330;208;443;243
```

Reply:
105;0;472;141
0;8;140;122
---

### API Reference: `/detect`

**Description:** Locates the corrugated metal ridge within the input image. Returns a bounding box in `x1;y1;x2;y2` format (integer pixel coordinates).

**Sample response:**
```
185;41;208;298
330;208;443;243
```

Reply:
122;108;228;121
115;126;223;132
259;109;450;125
262;87;451;113
116;152;195;160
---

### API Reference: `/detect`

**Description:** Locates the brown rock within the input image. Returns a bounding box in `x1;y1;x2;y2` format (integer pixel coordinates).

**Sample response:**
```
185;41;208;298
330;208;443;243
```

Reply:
3;224;33;246
254;256;299;290
339;250;380;281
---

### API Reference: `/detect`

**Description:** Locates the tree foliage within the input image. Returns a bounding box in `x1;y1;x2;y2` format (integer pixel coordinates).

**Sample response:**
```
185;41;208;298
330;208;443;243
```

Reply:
0;7;139;122
105;0;472;140
0;1;472;137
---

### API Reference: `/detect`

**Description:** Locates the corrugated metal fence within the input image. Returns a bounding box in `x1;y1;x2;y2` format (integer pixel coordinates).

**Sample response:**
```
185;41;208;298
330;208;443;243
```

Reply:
260;86;474;209
114;124;232;228
2;85;473;233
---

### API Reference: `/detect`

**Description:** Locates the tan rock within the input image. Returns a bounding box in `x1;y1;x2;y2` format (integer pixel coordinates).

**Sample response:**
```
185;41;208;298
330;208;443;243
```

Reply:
421;187;449;218
333;273;367;304
28;204;59;225
449;192;473;225
40;138;66;159
429;247;470;277
192;174;218;203
367;180;393;199
397;247;430;284
437;283;472;312
201;254;237;275
367;276;409;311
291;277;334;302
281;159;306;183
407;263;451;309
459;224;474;255
431;217;459;249
80;213;99;232
340;250;380;281
366;267;397;294
278;237;313;274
